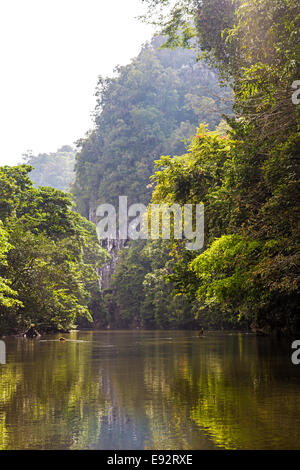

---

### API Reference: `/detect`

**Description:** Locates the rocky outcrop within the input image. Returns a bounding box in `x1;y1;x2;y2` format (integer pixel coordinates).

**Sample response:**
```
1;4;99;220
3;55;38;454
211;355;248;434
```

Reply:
98;237;127;290
88;202;126;290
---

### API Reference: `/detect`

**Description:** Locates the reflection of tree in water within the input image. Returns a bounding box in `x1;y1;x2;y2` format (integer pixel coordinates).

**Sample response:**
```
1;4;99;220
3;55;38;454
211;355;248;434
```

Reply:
94;332;300;450
0;333;106;449
167;334;300;449
1;332;300;450
92;332;217;450
92;370;150;449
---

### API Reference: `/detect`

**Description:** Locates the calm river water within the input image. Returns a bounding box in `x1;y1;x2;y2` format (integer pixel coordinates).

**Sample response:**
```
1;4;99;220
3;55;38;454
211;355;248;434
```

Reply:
0;330;299;450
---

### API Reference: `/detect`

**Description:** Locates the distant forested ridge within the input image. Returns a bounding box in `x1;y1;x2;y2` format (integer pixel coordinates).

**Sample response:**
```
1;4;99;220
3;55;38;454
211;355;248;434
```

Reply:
73;36;232;217
23;146;76;192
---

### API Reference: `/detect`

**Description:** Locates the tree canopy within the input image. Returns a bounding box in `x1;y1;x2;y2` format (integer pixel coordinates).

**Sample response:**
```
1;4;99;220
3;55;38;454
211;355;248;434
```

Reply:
140;0;300;334
0;165;108;335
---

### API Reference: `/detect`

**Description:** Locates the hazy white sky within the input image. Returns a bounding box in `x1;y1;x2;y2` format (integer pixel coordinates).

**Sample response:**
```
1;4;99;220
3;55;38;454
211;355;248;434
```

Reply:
0;0;154;165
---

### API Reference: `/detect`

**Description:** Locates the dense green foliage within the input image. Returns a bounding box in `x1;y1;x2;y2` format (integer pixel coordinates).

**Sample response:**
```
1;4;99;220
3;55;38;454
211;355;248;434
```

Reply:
3;1;298;334
0;165;108;335
73;0;299;332
142;0;300;333
23;146;76;192
105;240;194;329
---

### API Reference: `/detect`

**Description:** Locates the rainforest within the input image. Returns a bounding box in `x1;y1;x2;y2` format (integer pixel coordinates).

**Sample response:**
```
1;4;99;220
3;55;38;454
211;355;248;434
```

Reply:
0;0;300;453
1;0;299;337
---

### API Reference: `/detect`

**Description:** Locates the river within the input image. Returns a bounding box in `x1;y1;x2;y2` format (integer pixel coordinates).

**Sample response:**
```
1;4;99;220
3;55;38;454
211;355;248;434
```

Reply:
0;330;299;450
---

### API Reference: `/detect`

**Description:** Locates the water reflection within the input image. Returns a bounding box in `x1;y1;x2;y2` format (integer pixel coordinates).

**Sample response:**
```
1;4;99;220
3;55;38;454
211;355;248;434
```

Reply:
0;331;299;449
